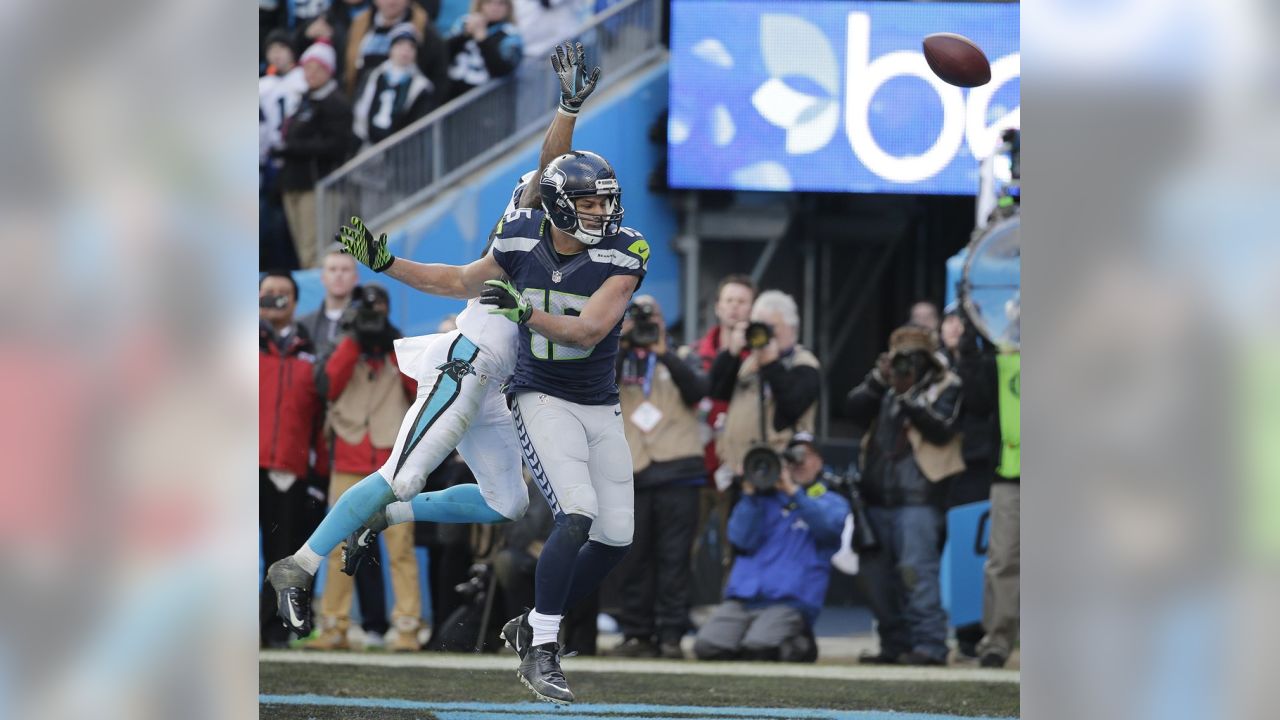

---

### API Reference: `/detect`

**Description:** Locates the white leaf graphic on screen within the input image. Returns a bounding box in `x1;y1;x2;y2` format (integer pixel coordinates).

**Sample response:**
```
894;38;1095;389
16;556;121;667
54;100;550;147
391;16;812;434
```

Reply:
751;14;839;155
712;105;736;146
732;161;793;191
692;38;734;69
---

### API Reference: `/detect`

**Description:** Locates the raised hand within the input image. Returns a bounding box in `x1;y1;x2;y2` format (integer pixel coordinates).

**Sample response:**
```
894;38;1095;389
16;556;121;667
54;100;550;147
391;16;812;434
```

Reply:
551;41;601;115
338;216;395;273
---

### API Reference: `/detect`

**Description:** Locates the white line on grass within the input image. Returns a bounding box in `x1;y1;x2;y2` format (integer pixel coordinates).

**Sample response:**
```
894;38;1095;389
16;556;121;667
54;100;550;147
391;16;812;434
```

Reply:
259;649;1019;684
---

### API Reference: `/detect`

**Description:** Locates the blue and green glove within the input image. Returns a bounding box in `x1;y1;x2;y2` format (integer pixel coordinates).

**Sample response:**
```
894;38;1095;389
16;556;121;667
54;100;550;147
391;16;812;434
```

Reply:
338;216;395;273
479;279;533;324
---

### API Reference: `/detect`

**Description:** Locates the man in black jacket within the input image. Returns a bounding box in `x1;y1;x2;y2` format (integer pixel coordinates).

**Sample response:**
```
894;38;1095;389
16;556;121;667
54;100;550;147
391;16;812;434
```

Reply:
846;325;964;666
275;40;356;269
603;295;709;659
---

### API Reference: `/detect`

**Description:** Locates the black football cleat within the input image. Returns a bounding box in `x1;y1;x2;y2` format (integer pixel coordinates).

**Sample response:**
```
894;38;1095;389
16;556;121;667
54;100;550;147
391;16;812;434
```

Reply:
267;556;314;637
517;642;574;705
341;509;389;576
501;610;534;662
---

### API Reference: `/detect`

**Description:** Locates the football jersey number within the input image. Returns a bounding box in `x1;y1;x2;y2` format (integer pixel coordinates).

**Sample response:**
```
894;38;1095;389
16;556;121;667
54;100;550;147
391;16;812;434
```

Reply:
523;288;594;360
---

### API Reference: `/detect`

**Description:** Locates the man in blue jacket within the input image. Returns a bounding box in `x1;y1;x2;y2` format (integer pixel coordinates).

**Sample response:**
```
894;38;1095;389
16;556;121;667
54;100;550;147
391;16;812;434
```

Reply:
693;434;850;662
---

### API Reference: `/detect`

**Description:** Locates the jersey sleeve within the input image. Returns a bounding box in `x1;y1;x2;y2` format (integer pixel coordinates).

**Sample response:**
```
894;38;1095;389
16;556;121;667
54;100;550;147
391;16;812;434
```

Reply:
487;207;542;279
612;227;650;283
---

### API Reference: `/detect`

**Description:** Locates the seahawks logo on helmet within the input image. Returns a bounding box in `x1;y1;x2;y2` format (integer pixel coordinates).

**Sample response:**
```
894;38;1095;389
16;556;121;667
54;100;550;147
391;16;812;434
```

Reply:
538;151;625;246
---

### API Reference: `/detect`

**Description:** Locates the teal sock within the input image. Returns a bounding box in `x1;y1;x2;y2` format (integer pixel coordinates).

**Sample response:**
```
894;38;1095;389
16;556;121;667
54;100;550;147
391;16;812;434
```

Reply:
404;484;508;524
303;472;396;557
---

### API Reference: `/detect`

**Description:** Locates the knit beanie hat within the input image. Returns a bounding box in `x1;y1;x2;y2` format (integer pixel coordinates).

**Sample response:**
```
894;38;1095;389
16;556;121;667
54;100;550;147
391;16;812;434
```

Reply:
300;40;337;74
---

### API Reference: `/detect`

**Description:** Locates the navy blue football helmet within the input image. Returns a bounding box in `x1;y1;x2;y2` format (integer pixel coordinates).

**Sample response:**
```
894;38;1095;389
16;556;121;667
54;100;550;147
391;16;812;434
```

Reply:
538;150;624;245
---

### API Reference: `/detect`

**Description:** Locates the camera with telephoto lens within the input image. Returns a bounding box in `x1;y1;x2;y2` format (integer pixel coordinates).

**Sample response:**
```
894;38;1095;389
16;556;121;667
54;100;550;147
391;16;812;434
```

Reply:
745;321;773;350
260;294;289;310
340;285;391;350
624;301;661;347
740;443;806;492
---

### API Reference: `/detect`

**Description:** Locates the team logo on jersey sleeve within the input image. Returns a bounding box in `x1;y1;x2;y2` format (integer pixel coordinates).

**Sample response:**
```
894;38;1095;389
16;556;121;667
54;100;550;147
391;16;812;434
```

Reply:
627;238;651;265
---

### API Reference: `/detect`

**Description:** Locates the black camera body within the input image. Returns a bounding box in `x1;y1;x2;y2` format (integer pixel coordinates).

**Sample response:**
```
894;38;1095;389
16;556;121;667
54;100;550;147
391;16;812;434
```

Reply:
260;294;289;310
745;321;773;350
624;301;661;347
340;286;391;350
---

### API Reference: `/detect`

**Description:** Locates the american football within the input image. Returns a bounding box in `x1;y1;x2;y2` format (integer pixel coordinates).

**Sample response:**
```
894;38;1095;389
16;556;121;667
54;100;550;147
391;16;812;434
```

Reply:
923;32;993;87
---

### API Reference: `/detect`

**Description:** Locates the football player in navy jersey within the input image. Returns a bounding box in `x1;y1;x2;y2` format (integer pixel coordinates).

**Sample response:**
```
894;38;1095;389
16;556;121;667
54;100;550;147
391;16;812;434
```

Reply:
337;85;646;710
265;42;600;654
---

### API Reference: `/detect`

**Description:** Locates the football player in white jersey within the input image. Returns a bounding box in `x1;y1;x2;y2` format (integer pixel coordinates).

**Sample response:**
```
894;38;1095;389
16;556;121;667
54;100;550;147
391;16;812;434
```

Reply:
266;42;601;640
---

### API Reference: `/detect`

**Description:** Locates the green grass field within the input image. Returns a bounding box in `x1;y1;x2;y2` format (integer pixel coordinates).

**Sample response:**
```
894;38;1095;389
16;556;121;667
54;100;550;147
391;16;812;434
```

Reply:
260;655;1019;719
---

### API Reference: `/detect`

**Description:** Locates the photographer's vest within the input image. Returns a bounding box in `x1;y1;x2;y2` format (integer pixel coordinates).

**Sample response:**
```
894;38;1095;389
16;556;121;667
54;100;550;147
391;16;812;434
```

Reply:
996;352;1021;479
619;356;704;475
905;370;967;482
718;345;820;474
327;356;411;449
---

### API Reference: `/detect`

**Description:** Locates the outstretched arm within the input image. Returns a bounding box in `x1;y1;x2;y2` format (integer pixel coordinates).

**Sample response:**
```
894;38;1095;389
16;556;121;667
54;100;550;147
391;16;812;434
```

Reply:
385;252;505;299
518;42;601;209
338;216;505;299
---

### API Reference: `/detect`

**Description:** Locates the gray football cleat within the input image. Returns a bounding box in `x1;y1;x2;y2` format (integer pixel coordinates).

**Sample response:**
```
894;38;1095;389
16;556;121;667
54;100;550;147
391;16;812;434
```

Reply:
267;556;314;637
517;642;574;705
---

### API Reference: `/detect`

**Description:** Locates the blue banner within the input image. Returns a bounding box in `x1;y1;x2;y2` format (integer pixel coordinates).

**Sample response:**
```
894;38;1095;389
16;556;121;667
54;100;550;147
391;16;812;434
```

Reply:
668;1;1020;194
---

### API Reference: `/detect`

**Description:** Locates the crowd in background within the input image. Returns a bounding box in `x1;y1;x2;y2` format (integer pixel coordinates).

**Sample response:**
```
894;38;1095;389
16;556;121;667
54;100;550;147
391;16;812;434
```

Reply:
261;252;1020;666
259;0;609;271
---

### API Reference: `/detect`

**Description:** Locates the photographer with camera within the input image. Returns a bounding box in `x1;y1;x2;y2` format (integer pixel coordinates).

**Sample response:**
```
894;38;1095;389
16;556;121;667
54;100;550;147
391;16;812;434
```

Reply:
846;325;965;666
709;290;821;483
692;434;849;662
259;271;321;647
603;295;708;659
310;283;425;652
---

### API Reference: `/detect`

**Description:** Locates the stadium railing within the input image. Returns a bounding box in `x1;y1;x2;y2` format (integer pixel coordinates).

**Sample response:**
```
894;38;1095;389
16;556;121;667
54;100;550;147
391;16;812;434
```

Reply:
314;0;664;256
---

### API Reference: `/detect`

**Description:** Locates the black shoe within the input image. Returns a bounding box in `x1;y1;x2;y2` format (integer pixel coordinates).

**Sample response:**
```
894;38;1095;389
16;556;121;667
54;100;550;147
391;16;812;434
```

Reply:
501;611;534;662
980;652;1007;668
857;651;900;665
518;642;574;704
899;650;947;666
603;637;659;658
341;526;379;576
266;557;314;637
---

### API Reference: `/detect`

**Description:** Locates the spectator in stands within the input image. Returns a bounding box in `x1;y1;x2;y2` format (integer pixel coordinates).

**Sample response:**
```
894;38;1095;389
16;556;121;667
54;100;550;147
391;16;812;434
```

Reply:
346;0;451;101
273;41;356;269
260;31;310;269
692;434;849;662
602;296;707;659
310;284;425;651
976;346;1019;668
710;290;821;482
259;271;320;647
353;23;441;147
297;246;361;360
909;300;941;333
445;0;523;99
846;325;964;666
513;0;588;65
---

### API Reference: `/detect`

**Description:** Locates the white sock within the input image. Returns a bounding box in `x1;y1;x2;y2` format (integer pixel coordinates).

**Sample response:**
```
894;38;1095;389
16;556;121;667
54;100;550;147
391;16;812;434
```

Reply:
528;610;563;647
386;502;414;526
294;544;323;575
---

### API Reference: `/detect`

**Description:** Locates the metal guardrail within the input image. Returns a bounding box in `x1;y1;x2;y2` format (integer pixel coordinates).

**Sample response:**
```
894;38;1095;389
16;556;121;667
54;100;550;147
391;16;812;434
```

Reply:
315;0;664;255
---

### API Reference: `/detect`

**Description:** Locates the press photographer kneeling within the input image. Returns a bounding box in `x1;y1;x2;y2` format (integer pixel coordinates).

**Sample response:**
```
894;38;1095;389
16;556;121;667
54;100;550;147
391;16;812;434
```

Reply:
692;434;849;662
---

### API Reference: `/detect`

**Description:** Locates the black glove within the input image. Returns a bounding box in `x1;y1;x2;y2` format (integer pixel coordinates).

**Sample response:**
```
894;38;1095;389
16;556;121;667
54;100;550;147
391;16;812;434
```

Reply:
478;279;533;324
551;41;601;116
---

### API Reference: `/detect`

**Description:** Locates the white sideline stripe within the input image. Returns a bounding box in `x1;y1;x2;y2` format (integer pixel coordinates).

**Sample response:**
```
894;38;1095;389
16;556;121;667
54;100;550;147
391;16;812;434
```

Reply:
259;649;1019;684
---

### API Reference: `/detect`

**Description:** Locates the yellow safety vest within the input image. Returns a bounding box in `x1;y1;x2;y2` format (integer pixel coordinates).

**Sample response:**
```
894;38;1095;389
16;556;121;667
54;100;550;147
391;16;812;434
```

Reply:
996;352;1021;479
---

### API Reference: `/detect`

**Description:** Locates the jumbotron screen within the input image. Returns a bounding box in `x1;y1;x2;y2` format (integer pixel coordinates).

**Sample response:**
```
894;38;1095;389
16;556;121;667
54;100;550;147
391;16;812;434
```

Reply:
667;0;1020;194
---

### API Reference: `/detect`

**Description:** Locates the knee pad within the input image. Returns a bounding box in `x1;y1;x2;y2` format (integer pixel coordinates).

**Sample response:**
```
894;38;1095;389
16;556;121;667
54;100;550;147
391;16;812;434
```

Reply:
590;508;634;547
555;513;594;549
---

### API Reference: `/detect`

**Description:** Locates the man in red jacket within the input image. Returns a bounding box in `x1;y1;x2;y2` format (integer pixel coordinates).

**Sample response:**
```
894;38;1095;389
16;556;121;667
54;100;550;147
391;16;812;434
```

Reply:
259;271;320;647
693;274;755;478
310;284;424;651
